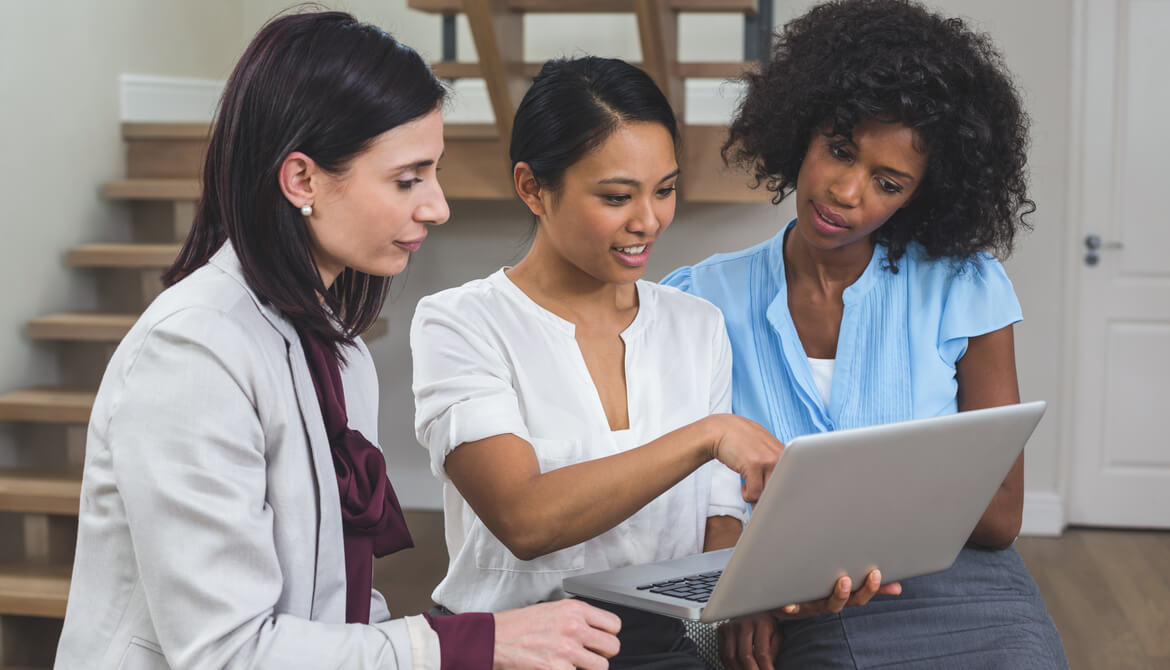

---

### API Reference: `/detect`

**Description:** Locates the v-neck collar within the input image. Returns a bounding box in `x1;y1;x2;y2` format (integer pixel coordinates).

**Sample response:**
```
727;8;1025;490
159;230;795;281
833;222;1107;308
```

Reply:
489;268;651;341
763;221;888;426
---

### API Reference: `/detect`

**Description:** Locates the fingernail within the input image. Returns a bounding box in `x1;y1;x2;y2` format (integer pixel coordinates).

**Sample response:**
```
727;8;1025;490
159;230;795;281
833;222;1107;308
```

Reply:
784;604;797;614
871;570;881;585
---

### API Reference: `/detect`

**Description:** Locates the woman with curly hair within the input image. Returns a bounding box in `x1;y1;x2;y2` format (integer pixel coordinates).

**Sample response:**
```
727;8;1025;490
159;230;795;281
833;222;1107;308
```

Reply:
663;0;1068;668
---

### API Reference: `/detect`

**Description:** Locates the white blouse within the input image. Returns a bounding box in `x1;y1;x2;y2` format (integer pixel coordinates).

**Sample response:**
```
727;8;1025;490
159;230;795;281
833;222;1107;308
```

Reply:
411;269;748;612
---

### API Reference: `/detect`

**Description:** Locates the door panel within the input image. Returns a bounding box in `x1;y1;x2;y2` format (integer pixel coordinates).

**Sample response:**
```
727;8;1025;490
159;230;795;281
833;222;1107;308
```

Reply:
1069;0;1170;527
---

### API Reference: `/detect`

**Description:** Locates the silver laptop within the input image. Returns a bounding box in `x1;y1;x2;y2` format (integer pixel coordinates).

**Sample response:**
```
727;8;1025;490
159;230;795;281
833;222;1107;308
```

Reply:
563;401;1045;623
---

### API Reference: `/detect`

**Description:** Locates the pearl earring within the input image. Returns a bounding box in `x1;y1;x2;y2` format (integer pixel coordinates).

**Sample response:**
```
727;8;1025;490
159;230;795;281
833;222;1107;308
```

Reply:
300;204;313;217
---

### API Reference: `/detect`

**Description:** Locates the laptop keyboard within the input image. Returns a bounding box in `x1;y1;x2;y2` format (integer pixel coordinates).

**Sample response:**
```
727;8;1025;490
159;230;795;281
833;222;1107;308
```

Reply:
635;570;722;602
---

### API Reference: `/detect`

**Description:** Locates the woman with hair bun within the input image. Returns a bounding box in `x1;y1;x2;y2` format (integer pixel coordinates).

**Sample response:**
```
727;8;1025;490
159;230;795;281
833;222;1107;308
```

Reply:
664;0;1069;667
411;56;803;669
55;11;620;670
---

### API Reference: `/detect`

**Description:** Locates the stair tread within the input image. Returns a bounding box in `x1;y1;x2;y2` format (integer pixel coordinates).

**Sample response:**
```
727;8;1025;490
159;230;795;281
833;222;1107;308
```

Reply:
0;388;94;424
409;0;757;13
67;243;180;269
0;563;71;618
28;313;137;342
0;471;82;516
122;122;210;140
103;178;201;201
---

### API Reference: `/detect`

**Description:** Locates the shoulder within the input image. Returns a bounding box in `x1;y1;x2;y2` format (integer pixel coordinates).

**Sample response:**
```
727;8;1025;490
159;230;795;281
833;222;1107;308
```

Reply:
665;237;773;287
642;281;726;329
900;243;1017;303
119;264;288;378
413;274;505;328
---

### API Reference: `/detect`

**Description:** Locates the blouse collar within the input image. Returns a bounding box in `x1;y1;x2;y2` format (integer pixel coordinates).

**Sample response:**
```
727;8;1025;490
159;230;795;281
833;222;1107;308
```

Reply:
488;268;651;340
765;219;888;311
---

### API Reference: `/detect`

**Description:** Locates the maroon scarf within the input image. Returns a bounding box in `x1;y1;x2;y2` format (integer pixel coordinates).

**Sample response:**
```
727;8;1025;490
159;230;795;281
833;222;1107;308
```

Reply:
299;330;413;624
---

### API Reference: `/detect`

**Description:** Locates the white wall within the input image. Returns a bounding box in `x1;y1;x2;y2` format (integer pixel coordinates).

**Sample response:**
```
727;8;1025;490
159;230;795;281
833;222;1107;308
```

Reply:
1;1;1074;531
0;0;241;462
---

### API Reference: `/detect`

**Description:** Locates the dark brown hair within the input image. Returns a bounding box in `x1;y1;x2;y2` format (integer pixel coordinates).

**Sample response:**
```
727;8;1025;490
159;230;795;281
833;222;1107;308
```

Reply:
510;56;678;195
164;11;445;352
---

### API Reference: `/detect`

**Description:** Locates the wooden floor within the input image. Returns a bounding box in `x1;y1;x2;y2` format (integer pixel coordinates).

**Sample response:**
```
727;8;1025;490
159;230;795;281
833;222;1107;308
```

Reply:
1016;528;1170;670
374;514;1170;669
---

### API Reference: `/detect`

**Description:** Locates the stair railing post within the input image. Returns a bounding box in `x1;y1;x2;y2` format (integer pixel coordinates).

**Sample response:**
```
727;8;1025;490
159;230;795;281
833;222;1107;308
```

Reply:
461;0;526;153
634;0;685;123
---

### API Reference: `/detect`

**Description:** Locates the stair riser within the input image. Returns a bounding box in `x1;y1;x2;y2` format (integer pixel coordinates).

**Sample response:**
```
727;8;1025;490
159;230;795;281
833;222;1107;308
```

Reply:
130;201;194;244
127;139;205;180
0;614;65;666
94;270;166;314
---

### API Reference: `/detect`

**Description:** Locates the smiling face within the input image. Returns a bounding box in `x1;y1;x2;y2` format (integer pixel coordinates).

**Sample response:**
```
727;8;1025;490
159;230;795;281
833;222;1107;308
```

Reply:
302;108;449;286
529;121;679;287
793;118;929;257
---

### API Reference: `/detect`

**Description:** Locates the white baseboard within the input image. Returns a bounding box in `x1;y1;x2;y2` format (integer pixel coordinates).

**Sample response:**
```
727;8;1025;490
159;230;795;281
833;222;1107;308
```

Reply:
446;77;745;125
119;73;745;125
1020;491;1065;536
119;74;223;122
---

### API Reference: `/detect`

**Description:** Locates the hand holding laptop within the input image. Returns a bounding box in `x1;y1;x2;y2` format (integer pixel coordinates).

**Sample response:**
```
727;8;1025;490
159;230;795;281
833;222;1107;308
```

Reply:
717;569;903;670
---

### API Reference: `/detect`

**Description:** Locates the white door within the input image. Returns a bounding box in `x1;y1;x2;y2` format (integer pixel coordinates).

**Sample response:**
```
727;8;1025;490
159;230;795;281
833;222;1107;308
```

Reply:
1067;0;1170;527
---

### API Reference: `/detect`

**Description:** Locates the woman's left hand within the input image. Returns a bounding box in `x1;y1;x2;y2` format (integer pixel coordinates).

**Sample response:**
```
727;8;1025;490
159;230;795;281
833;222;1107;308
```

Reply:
769;569;901;620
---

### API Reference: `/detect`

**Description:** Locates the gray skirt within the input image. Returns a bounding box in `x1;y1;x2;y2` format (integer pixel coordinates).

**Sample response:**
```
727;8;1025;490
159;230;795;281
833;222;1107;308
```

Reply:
772;545;1068;669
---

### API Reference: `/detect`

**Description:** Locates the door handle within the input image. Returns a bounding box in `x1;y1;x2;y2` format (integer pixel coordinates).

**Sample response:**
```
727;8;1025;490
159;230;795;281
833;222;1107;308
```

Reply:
1084;234;1123;251
1084;234;1122;266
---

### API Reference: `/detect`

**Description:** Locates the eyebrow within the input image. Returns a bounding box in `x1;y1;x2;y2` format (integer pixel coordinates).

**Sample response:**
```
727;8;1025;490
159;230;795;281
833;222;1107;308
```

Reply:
834;136;918;182
392;150;445;172
598;167;681;186
880;165;917;182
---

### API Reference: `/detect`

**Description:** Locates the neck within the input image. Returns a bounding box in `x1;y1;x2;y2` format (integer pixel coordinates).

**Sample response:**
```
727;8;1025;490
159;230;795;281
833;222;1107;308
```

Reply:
507;235;638;324
783;226;874;297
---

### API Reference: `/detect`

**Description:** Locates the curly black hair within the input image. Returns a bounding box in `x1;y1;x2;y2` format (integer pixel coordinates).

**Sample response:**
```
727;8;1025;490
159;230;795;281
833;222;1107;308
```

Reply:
725;0;1034;264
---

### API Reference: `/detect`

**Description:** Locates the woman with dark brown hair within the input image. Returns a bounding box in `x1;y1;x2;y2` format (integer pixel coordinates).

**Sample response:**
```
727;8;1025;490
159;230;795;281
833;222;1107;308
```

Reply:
55;11;618;670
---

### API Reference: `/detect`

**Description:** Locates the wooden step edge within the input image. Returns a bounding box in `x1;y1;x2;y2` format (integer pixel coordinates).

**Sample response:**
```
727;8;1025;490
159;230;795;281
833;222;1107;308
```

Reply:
0;388;94;424
67;243;180;270
102;178;201;202
122;122;211;140
27;313;137;343
410;0;756;14
0;563;71;618
432;60;755;80
0;471;82;516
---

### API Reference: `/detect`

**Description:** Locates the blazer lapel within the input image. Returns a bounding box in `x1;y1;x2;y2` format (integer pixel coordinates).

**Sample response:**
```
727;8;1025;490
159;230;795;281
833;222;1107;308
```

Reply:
208;242;347;621
287;336;348;621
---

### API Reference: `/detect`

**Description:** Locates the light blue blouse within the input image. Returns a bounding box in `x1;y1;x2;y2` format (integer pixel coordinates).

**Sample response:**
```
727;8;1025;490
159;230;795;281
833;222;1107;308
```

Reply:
662;222;1022;443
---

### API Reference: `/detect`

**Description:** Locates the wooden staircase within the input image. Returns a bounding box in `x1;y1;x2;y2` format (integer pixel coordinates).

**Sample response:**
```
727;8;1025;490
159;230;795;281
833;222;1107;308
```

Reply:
414;0;769;202
0;120;214;667
0;2;760;665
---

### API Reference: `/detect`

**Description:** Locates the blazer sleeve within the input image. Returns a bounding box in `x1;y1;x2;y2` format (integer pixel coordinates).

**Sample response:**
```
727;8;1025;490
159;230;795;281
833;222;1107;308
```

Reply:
104;307;439;670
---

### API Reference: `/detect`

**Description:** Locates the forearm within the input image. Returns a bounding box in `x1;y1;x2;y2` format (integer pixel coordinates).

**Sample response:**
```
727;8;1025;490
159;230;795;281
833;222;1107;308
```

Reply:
452;420;715;560
703;515;744;551
968;454;1024;549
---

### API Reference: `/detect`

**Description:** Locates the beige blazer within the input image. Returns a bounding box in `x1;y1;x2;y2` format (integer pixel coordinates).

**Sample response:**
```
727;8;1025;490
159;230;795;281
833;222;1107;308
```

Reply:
55;244;439;670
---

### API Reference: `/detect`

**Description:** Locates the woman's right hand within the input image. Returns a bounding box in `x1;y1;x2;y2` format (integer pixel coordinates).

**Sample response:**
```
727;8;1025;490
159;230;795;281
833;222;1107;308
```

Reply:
704;414;785;503
492;599;621;670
